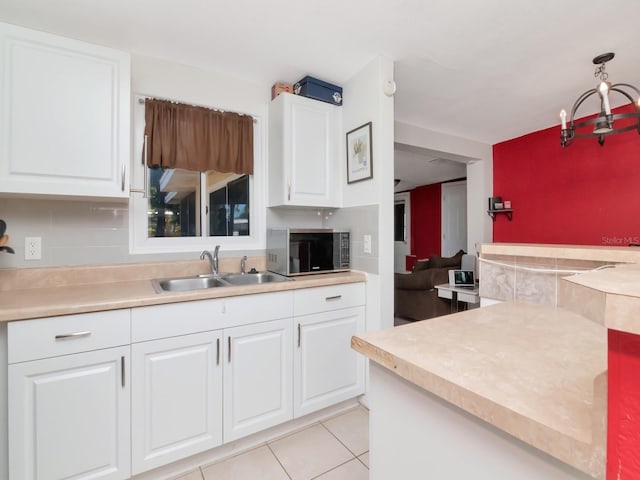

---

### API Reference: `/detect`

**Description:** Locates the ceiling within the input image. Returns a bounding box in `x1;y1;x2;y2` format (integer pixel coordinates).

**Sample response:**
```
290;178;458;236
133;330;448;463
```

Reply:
2;0;640;184
393;144;467;193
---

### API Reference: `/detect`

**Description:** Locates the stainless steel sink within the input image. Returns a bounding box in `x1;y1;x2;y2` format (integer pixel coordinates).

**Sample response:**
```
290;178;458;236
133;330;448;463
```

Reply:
152;271;290;293
223;272;290;286
152;275;229;293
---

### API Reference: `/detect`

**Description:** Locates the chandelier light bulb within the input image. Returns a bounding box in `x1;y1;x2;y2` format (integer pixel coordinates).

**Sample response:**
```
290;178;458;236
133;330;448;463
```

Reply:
599;81;612;115
560;109;567;130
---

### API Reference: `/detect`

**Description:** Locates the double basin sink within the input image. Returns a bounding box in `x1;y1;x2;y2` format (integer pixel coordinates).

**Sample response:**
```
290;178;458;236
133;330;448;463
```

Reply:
152;271;291;293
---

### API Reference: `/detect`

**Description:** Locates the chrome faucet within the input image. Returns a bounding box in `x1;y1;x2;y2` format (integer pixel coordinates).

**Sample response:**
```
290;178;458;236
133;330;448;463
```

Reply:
240;255;247;274
200;245;221;275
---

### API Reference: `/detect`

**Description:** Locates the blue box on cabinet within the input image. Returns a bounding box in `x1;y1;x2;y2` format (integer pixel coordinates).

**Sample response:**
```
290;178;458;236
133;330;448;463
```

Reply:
293;76;343;106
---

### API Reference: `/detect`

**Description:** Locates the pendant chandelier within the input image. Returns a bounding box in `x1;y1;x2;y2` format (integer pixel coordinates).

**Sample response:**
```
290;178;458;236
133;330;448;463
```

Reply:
560;53;640;148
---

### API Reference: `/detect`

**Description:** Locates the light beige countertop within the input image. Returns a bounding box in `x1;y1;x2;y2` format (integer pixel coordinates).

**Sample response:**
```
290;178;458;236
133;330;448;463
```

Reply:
480;242;640;263
0;260;366;322
563;262;640;336
352;301;607;478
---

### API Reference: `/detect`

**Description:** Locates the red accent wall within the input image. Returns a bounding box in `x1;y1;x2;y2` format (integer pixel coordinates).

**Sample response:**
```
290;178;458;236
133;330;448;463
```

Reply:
607;329;640;479
493;106;640;479
410;183;441;259
493;105;640;245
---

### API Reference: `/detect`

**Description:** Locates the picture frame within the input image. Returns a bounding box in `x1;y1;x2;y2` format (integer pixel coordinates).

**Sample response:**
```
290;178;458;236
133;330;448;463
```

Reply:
346;122;373;184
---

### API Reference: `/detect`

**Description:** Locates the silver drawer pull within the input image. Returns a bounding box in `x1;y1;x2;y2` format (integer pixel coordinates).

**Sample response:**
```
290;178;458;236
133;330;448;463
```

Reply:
325;295;342;301
55;331;92;340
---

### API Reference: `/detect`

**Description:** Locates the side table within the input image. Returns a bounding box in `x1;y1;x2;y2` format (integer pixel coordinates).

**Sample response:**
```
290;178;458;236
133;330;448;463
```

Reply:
435;283;480;313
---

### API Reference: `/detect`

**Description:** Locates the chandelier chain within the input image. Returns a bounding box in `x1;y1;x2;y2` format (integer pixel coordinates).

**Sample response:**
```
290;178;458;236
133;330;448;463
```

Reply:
594;63;608;82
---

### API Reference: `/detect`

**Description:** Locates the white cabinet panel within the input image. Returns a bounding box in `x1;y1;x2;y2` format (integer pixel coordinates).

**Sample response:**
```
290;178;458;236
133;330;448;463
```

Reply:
294;306;365;417
223;318;293;441
268;93;340;207
131;331;222;474
293;283;366;317
0;22;130;199
131;291;293;342
8;309;130;364
8;347;130;480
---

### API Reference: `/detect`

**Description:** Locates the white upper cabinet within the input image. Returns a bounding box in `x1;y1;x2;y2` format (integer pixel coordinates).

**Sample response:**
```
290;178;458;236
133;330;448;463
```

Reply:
0;22;131;199
268;93;341;207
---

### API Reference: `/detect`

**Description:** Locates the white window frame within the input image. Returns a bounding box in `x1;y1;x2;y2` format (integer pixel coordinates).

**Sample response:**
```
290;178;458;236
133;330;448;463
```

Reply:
129;94;265;254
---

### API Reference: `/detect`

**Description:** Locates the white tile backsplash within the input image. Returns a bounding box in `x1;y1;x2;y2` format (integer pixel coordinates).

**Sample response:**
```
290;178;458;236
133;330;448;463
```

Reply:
1;199;379;271
326;205;378;274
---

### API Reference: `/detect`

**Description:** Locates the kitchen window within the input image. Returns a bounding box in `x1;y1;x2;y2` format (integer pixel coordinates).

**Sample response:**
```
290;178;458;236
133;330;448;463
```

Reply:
146;168;250;238
130;95;265;254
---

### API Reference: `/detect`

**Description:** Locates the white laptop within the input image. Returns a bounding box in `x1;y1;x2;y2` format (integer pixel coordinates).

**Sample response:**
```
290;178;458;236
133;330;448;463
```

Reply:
448;270;475;288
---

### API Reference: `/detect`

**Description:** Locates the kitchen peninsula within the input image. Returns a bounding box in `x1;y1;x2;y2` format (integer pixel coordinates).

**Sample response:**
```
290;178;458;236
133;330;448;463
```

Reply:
352;243;640;480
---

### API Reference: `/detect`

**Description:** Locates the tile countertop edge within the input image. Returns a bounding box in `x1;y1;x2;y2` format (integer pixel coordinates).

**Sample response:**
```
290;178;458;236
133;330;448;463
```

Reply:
0;271;367;323
563;263;640;335
479;242;640;263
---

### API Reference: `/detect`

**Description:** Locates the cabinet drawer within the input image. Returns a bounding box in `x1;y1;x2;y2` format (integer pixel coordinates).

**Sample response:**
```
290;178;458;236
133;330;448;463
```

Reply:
132;291;293;342
8;309;130;364
293;283;365;316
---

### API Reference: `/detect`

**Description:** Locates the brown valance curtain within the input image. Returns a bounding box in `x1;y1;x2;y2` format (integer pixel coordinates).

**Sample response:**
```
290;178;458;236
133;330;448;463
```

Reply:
143;98;253;175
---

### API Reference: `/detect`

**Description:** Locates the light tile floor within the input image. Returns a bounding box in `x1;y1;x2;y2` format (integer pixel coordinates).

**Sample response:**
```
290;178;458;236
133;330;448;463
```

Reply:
174;405;369;480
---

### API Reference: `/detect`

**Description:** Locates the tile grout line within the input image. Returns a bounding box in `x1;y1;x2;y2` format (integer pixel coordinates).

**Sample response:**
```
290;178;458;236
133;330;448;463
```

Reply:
355;452;369;470
198;442;270;477
319;420;364;459
266;442;293;480
309;458;360;480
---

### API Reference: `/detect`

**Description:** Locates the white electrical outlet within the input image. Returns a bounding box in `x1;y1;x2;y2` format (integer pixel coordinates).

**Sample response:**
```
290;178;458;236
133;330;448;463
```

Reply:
25;237;42;260
363;234;372;254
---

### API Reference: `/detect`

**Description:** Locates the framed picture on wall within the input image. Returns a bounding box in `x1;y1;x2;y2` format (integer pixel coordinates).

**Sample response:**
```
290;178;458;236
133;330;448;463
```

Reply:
346;122;373;184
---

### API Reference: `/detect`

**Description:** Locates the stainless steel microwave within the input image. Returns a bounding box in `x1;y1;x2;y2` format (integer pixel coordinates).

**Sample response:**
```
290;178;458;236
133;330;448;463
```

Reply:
267;228;350;276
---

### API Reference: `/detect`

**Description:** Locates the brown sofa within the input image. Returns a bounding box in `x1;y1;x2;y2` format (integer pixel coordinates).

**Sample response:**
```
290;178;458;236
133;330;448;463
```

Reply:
394;250;465;321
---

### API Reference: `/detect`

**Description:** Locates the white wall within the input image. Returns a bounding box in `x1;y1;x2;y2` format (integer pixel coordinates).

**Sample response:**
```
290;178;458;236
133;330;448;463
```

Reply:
394;121;493;255
132;54;268;119
341;57;395;332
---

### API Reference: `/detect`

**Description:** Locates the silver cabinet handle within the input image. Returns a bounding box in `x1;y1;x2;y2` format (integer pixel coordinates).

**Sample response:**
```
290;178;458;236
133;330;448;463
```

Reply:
287;182;291;201
325;295;342;301
297;324;301;348
130;134;149;198
121;163;126;191
228;336;231;363
143;135;149;198
216;338;220;366
121;356;125;387
55;331;91;340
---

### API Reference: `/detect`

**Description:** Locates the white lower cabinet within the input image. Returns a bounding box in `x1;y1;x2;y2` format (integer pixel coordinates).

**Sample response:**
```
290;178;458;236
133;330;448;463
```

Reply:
7;285;364;479
8;346;131;480
294;306;365;417
293;283;366;418
131;331;223;475
129;292;294;473
223;318;293;442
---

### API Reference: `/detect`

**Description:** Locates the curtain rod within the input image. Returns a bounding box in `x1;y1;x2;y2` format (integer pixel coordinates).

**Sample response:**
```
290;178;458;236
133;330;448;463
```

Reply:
138;97;257;123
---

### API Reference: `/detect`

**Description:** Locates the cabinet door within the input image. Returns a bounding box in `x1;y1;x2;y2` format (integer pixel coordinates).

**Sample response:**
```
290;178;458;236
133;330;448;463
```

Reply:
223;318;292;441
294;306;365;417
269;93;340;207
288;98;338;206
8;346;130;480
0;22;130;199
131;331;223;474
